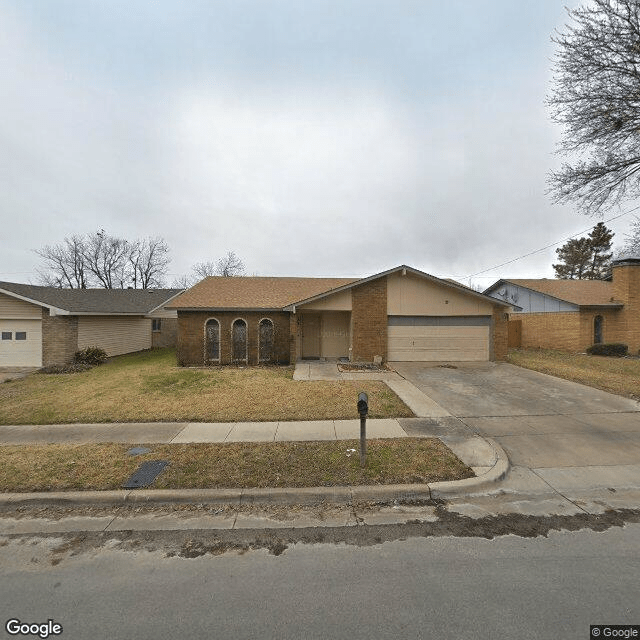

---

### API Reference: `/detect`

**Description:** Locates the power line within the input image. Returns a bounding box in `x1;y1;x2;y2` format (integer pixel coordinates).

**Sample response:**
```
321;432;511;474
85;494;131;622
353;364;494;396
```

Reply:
463;206;640;279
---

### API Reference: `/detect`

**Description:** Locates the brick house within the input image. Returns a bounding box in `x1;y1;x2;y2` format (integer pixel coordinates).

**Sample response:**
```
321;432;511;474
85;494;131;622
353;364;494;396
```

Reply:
483;257;640;353
168;265;511;366
0;283;183;367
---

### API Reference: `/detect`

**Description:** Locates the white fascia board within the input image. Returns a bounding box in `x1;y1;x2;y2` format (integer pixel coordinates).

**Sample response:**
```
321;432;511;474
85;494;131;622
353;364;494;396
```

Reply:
0;287;67;316
147;290;186;315
73;312;148;316
175;307;283;312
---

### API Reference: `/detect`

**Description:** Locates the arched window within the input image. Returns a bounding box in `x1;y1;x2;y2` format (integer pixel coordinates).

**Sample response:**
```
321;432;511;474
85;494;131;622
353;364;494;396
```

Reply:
259;318;274;363
594;315;603;344
205;319;220;361
232;319;247;363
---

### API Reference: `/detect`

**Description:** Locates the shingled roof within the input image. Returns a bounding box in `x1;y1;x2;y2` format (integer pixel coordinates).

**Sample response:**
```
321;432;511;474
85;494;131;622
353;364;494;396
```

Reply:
0;282;183;314
492;279;621;307
167;276;358;310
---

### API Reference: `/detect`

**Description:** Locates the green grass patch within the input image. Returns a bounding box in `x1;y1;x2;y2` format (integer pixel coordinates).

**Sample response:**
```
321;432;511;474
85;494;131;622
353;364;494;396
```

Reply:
0;439;473;492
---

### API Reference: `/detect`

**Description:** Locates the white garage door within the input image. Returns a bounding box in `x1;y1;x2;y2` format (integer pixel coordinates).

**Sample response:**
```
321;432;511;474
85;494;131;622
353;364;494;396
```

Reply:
388;316;490;361
0;320;42;367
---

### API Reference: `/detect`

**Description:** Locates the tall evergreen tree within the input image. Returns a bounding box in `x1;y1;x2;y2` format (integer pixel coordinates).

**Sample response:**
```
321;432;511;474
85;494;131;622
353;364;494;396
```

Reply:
553;237;593;279
553;223;614;279
586;222;614;279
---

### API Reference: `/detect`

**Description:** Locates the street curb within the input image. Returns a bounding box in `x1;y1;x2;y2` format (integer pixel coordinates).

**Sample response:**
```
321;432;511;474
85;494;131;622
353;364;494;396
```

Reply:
429;438;510;499
0;439;510;508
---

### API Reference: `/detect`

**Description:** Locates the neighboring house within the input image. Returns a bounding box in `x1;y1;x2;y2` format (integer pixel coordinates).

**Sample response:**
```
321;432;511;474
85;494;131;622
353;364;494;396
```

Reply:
167;265;511;366
483;256;640;353
0;283;183;367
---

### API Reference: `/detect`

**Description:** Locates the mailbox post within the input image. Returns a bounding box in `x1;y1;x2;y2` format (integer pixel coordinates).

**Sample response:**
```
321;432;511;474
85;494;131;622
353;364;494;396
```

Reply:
357;392;368;467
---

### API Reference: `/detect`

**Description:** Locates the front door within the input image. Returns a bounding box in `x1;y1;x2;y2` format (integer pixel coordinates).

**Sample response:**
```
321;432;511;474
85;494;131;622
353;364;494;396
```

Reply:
301;314;321;359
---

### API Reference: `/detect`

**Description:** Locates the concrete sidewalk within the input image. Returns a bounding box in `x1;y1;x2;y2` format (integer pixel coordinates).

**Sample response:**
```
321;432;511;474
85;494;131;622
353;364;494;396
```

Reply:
0;419;408;444
0;417;503;480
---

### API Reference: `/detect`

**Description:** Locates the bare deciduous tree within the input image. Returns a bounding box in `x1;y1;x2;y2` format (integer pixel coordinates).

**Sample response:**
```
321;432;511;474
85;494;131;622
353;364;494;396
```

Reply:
170;275;193;289
36;235;89;289
36;231;171;289
215;251;245;277
621;216;640;256
191;261;218;280
83;230;130;289
182;252;246;286
128;237;170;289
548;0;640;214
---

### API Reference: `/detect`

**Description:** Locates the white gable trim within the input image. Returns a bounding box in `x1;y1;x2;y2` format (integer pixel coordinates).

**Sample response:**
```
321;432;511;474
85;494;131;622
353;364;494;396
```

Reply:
283;265;511;311
0;287;67;316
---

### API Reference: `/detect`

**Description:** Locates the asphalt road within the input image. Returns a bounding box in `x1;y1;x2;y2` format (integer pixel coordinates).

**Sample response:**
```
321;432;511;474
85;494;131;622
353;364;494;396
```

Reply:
1;524;639;640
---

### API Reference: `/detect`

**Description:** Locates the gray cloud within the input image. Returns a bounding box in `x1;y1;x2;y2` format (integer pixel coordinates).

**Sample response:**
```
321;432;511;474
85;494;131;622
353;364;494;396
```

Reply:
1;0;634;287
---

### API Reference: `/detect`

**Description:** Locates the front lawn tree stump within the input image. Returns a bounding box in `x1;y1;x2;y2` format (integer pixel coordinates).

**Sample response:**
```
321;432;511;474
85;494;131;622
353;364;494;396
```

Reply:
357;392;368;467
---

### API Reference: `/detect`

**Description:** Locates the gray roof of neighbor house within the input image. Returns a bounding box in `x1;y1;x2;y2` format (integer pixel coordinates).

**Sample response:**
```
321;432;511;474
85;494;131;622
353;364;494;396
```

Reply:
0;282;183;314
484;279;621;307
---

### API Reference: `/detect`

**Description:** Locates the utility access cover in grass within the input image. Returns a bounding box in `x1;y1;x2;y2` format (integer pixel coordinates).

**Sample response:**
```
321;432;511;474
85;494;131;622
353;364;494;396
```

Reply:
123;460;170;489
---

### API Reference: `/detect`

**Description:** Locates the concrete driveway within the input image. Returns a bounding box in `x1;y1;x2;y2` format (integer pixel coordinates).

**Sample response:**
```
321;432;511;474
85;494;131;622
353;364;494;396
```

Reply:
391;361;640;501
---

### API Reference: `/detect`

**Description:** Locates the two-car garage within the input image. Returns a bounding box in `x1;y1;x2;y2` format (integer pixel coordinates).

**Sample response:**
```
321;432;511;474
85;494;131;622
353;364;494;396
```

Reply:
385;270;497;362
387;316;491;362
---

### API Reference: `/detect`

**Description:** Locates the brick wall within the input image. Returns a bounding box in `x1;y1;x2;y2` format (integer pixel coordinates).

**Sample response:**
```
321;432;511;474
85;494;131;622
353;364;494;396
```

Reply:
176;310;291;366
579;309;619;349
513;309;626;353
611;263;640;354
351;278;387;362
517;312;582;351
491;309;509;361
152;318;178;348
41;308;78;366
289;313;298;363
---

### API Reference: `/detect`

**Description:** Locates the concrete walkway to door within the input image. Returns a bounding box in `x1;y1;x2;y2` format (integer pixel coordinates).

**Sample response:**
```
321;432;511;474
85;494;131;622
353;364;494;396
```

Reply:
293;360;451;418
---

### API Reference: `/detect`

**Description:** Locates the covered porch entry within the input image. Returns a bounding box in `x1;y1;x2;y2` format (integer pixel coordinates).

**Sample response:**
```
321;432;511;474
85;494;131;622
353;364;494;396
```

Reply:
298;311;351;360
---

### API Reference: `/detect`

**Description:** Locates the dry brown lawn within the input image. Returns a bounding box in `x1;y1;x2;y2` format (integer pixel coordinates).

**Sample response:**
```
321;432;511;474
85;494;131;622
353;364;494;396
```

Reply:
0;348;412;425
508;348;640;400
0;439;473;492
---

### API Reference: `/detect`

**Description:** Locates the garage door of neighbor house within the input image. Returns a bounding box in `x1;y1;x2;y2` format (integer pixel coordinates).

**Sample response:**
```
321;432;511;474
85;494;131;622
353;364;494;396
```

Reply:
0;319;42;367
387;316;490;361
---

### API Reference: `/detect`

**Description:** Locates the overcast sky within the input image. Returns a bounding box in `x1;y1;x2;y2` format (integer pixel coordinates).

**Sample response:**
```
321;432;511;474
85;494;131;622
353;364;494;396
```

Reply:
1;0;636;289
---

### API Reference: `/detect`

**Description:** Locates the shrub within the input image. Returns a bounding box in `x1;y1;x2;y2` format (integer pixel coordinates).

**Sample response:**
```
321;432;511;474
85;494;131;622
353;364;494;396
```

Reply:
39;363;94;374
73;346;108;366
586;343;628;357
